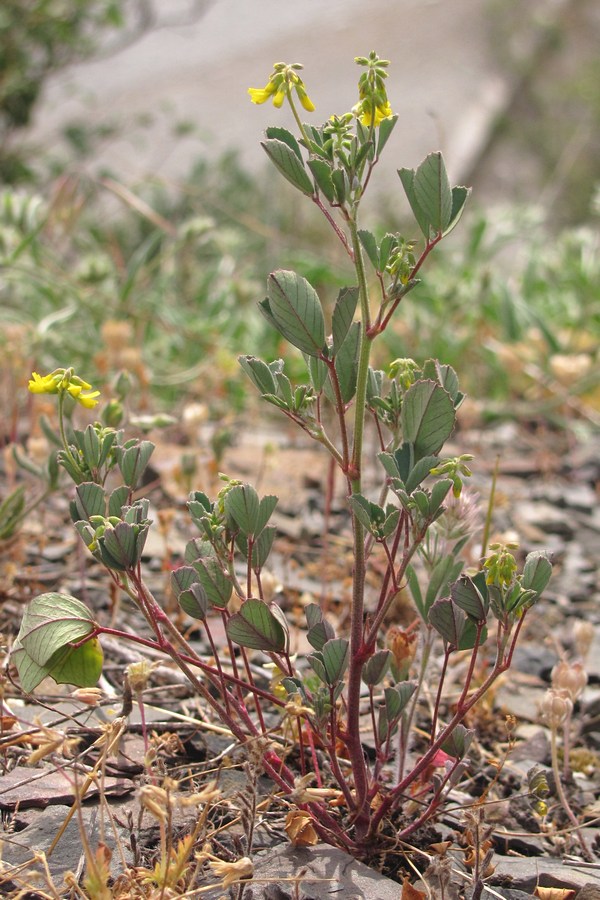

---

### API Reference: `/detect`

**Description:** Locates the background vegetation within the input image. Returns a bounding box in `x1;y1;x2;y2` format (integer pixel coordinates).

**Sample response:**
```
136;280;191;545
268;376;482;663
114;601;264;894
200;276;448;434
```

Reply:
0;0;599;444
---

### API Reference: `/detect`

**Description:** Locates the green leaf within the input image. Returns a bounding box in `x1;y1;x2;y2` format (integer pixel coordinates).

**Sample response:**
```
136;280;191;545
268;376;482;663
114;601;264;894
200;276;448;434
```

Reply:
80;424;101;468
275;372;294;408
305;603;335;651
443;185;471;237
406;564;425;619
334;321;360;403
425;556;464;613
264;126;303;160
348;494;383;533
404;455;440;494
413;152;453;235
451;575;489;622
266;270;326;358
379;233;397;270
307;158;336;203
441;724;474;759
193;558;232;608
261;139;314;196
13;637;103;693
421;359;461;405
0;484;25;539
378;682;417;742
171;566;199;596
11;639;49;693
18;593;96;667
178;584;208;620
307;620;335;652
238;356;278;395
307;652;328;684
458;618;488;651
48;637;104;688
306;355;329;392
252;525;277;568
331;168;348;204
358;230;380;270
117;440;155;489
108;485;129;518
384;682;416;722
236;525;277;568
73;482;105;521
362;649;392;686
226;598;287;652
224;484;260;537
256;495;278;536
401;380;455;460
331;287;358;355
101;522;140;570
521;551;552;597
226;488;276;540
430;479;453;515
428;598;466;648
398;166;431;238
321;638;349;685
377;115;398;155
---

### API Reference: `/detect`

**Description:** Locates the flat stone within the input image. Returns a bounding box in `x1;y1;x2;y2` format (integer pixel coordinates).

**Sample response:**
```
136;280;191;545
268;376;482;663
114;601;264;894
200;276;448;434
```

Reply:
491;856;600;892
479;890;536;900
513;501;575;539
0;765;134;811
0;803;133;890
201;843;404;900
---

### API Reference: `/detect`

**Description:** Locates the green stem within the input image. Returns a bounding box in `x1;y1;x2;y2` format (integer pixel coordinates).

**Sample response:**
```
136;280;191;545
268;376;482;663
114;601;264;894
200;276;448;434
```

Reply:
342;219;375;826
57;393;80;473
550;726;591;859
481;455;499;560
286;88;312;149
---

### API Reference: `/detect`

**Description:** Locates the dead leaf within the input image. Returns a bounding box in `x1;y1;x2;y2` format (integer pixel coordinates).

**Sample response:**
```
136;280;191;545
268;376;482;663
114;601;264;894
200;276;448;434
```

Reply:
535;889;575;900
0;715;17;730
429;841;453;855
284;810;318;846
401;877;427;900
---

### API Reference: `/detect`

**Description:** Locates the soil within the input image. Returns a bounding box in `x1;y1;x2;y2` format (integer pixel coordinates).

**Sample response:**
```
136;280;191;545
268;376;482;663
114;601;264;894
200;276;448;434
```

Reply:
1;415;599;897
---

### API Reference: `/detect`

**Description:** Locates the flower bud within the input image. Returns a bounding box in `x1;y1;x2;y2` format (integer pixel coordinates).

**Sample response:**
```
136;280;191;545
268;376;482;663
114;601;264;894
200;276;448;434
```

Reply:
126;659;156;694
102;399;123;428
71;687;103;706
573;620;594;660
540;689;573;728
551;660;587;701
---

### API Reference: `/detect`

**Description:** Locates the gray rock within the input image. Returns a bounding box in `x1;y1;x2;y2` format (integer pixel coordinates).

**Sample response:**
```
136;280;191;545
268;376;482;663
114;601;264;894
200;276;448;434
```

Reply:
480;890;536;900
0;803;133;890
491;856;600;892
513;501;575;539
201;843;404;900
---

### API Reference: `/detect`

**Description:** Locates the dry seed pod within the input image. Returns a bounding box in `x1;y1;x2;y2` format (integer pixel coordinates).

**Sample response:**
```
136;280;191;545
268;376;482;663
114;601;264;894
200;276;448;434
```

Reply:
573;620;594;660
285;810;318;846
540;689;573;727
551;660;587;701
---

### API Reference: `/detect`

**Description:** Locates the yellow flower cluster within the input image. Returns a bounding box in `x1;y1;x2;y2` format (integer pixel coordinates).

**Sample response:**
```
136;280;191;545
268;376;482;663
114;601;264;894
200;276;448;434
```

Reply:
28;368;100;409
353;51;394;127
248;62;315;111
353;96;393;127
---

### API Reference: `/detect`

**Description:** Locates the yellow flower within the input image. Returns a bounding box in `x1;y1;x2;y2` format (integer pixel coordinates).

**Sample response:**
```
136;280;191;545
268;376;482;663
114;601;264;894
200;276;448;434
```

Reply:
353;51;394;127
28;371;61;394
248;83;277;105
248;62;315;112
209;857;253;888
28;368;101;408
353;98;393;127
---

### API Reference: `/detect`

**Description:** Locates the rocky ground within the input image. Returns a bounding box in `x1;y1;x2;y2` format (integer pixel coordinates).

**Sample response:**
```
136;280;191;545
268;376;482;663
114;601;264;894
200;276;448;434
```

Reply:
1;416;599;897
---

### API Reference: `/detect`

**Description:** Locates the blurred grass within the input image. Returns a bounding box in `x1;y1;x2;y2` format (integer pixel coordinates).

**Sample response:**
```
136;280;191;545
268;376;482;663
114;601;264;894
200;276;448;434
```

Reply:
1;154;598;445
